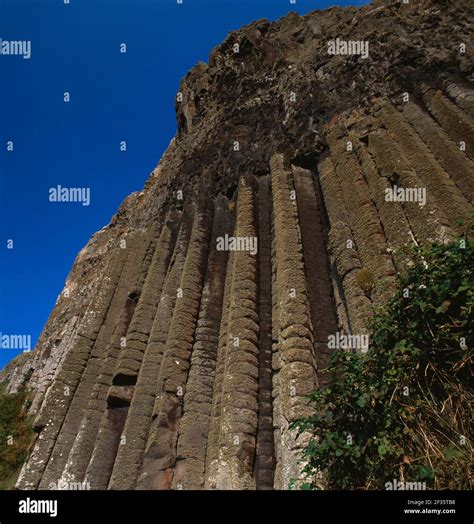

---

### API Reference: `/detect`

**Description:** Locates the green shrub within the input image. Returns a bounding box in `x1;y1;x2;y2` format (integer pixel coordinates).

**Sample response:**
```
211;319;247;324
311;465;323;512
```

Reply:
0;383;34;489
292;236;473;490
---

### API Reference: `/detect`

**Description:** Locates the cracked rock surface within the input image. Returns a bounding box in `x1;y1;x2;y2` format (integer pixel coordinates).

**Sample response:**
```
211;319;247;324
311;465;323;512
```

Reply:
2;0;473;490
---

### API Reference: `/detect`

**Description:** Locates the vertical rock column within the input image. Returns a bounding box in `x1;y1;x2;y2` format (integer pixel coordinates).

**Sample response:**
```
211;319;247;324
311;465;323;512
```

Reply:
38;230;156;488
326;125;396;306
59;212;180;485
137;199;212;489
351;133;416;273
318;156;371;336
378;101;471;230
293;166;338;379
15;235;133;489
206;176;260;490
27;315;81;416
270;155;317;490
105;206;194;490
58;294;136;487
111;217;180;387
205;227;236;488
172;195;234;489
368;130;453;246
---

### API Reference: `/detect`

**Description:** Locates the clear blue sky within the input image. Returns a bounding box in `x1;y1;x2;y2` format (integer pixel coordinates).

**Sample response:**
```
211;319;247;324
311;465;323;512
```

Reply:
0;0;368;370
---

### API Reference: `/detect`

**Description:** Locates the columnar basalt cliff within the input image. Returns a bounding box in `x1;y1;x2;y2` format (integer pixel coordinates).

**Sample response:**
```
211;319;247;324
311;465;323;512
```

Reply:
2;0;473;490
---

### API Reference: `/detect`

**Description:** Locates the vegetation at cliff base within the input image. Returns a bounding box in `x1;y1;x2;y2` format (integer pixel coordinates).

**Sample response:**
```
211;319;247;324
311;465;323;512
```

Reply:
0;383;34;489
293;235;473;490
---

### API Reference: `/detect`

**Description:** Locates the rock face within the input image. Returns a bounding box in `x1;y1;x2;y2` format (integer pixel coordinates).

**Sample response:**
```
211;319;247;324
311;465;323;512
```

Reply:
3;0;473;490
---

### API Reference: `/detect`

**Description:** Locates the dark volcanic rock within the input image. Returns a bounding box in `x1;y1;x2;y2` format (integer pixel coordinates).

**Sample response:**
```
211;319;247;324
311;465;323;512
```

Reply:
2;0;473;490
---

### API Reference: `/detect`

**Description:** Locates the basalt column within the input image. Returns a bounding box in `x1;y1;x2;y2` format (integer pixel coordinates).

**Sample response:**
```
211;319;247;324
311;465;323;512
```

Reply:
270;155;317;490
16;232;147;490
172;195;234;489
38;228;159;489
136;198;212;489
59;211;181;486
293;166;338;380
9;0;474;493
106;204;195;490
205;176;260;490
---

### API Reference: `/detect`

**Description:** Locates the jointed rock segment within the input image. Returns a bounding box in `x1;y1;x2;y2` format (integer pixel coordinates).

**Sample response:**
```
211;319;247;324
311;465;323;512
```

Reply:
4;0;473;491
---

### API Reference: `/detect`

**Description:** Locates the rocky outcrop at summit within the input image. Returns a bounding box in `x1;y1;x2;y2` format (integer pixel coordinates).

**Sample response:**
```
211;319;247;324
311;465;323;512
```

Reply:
2;0;473;490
